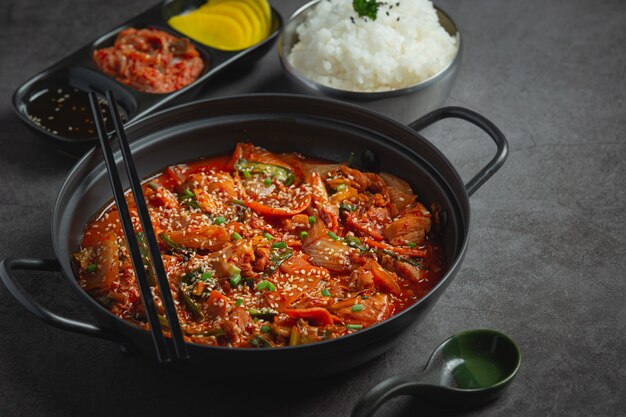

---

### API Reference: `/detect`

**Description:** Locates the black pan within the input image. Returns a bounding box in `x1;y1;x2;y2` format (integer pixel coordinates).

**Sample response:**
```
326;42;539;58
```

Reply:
0;94;507;377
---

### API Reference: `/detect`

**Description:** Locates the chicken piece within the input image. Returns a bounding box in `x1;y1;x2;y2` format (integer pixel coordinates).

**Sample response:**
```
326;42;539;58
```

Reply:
210;239;255;277
383;203;432;246
327;166;387;193
307;172;339;232
302;220;354;273
74;232;119;291
351;267;375;291
380;172;416;216
165;225;230;250
394;261;427;283
227;143;294;172
190;172;239;200
333;293;391;325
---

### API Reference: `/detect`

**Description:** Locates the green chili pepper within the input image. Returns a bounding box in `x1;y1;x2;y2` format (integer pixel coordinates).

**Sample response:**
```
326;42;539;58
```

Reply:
234;159;295;185
148;181;158;190
352;304;364;312
267;248;293;274
346;324;363;330
179;283;204;318
344;236;368;251
328;231;339;240
231;199;245;206
346;152;355;167
299;231;309;240
263;232;274;240
248;308;278;321
137;231;156;286
198;329;226;337
235;298;243;307
249;334;272;348
381;249;423;267
271;241;287;249
321;289;331;297
179;189;199;209
231;232;243;241
308;216;316;225
159;232;179;250
339;202;357;212
214;216;226;225
86;263;98;273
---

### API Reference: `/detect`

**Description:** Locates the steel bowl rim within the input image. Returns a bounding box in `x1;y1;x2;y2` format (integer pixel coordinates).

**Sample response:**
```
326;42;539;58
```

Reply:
277;0;462;99
52;93;471;353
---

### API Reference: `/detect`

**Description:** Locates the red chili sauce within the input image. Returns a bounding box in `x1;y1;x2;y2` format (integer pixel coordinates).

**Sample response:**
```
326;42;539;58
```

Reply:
93;28;204;94
74;143;446;348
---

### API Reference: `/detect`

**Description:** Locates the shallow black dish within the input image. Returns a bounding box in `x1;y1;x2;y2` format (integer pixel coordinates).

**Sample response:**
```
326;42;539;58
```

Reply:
11;0;283;157
0;94;507;377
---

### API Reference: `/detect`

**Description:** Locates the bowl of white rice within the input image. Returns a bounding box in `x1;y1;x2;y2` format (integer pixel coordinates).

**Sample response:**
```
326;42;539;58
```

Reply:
278;0;461;124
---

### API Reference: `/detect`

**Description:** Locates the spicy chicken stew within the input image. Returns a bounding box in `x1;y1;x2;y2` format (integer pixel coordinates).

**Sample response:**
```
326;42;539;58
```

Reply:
74;143;445;348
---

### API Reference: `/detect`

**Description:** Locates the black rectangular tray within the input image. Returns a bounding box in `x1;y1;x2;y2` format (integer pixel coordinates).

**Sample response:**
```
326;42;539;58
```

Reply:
12;0;283;157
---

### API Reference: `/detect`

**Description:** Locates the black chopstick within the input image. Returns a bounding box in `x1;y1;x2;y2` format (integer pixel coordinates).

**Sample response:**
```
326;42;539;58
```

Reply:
89;91;188;363
105;91;189;361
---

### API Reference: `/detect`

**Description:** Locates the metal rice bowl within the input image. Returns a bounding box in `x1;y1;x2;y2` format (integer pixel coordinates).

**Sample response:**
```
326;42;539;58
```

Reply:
278;0;462;124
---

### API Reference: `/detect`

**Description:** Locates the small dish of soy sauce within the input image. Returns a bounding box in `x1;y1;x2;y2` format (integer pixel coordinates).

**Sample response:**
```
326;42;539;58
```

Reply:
25;82;127;140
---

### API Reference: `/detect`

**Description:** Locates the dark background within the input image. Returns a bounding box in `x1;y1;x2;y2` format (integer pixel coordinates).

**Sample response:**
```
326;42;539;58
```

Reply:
1;0;624;416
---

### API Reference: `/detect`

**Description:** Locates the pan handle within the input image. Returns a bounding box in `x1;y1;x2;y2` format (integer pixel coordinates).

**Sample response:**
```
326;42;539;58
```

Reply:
0;257;132;350
408;107;508;197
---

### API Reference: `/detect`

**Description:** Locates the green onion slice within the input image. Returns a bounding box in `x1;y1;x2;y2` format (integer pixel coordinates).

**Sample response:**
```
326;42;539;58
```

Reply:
230;274;242;286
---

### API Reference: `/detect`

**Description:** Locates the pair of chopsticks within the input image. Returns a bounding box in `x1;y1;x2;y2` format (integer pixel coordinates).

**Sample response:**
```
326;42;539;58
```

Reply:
89;91;189;364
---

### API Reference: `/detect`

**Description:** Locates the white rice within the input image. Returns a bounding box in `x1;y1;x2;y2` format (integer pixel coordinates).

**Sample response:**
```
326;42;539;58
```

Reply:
287;0;459;92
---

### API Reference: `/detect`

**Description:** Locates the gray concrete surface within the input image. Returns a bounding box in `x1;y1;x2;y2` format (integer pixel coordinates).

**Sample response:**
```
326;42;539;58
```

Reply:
0;0;624;416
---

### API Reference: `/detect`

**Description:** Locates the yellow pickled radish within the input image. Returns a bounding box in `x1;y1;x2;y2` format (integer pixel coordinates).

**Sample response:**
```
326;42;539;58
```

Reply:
206;0;271;38
205;1;265;43
168;0;271;50
198;3;254;45
234;0;271;39
249;0;272;32
168;13;248;51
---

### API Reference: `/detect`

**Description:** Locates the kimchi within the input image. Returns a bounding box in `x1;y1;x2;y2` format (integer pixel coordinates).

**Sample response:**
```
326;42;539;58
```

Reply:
93;28;204;94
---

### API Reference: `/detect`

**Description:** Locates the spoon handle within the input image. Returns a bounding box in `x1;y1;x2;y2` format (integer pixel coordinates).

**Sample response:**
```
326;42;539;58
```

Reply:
351;374;440;417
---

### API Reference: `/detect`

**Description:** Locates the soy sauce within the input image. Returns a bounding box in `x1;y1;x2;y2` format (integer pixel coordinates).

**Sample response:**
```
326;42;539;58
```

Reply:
25;82;127;140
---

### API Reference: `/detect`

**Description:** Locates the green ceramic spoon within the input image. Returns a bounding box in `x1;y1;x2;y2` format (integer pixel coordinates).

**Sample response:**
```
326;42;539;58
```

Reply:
352;329;521;417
